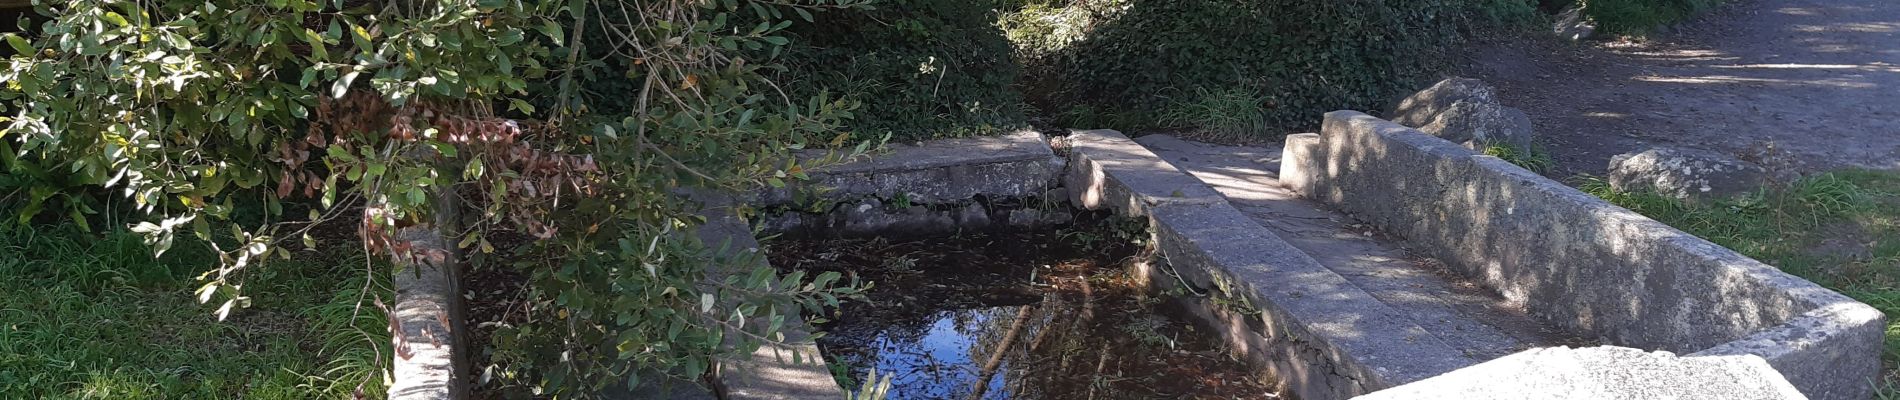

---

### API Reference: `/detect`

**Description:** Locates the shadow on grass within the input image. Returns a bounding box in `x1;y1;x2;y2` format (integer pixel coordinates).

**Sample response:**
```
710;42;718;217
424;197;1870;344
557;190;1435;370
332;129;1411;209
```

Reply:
0;223;390;399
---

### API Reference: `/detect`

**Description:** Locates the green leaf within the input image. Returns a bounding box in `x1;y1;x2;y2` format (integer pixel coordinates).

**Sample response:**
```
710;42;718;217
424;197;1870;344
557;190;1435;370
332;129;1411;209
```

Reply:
496;28;524;46
350;23;373;52
508;98;535;114
4;34;30;55
332;70;359;98
102;12;130;27
68;208;90;232
464;159;485;179
302;29;329;60
537;20;565;46
299;68;317;89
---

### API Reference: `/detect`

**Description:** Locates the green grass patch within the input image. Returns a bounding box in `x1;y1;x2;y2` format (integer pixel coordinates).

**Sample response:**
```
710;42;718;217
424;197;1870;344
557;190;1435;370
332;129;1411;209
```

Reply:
1483;144;1555;173
1581;170;1900;386
0;222;389;399
1157;87;1274;142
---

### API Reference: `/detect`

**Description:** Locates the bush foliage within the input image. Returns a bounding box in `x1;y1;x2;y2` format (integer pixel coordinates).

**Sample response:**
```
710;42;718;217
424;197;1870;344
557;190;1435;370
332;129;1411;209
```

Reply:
768;0;1541;142
1577;0;1723;35
775;0;1029;142
4;0;872;397
1003;0;1530;136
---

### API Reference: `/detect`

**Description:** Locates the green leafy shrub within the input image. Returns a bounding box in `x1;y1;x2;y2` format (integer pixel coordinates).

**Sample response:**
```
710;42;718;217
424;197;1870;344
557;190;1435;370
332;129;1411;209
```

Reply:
4;1;873;398
1470;0;1544;28
1003;0;1517;137
775;0;1030;142
1566;0;1723;35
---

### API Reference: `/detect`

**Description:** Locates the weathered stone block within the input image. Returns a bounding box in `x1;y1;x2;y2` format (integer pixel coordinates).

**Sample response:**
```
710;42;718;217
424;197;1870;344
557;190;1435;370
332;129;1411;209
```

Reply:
1282;110;1884;400
753;130;1063;207
692;197;843;400
1355;346;1806;400
1608;146;1775;202
1387;78;1499;127
391;195;467;400
1418;99;1536;152
1064;129;1225;216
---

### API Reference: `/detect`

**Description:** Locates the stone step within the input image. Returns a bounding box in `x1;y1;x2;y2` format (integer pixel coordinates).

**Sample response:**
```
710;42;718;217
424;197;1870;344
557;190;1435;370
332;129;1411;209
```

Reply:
1134;134;1582;362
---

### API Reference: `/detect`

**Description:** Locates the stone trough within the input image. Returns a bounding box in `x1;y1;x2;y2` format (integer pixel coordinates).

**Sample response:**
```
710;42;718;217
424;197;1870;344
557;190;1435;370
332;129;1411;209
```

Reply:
1279;111;1882;399
393;116;1881;399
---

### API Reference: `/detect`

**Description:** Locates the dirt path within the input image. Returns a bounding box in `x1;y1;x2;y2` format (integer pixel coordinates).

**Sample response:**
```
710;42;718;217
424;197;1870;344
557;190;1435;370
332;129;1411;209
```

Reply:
1458;0;1900;177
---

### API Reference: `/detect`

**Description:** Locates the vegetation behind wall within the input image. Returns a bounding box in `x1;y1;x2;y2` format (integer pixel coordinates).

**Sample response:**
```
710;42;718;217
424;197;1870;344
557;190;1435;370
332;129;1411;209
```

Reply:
1575;0;1725;35
775;0;1031;142
999;0;1538;138
764;0;1542;142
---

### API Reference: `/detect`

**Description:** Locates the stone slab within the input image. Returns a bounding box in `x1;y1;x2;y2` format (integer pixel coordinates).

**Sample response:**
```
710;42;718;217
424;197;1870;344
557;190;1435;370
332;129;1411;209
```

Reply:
753;130;1063;206
1069;131;1478;399
1141;134;1580;362
692;195;845;400
1064;129;1226;216
1282;110;1885;400
1355;346;1806;400
389;192;467;400
1149;203;1479;400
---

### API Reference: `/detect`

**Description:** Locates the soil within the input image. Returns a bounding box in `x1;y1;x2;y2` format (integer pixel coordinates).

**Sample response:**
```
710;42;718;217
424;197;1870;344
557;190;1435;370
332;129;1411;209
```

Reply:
1453;0;1900;177
765;215;1285;400
462;231;540;400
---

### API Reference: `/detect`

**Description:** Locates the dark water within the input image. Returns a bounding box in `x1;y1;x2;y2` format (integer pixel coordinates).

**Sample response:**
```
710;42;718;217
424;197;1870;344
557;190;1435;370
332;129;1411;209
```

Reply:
768;219;1282;400
843;306;1030;399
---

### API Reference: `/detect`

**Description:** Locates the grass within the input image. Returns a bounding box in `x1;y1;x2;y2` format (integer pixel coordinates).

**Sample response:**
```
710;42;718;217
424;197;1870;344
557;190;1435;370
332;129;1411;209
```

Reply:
1157;87;1273;142
0;221;390;399
1484;144;1555;173
1580;170;1900;387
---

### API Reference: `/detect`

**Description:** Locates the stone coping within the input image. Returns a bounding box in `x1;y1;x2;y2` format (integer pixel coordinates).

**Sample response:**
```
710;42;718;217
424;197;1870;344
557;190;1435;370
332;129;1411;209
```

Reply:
753;130;1064;206
1354;346;1805;400
390;194;469;400
1282;111;1884;400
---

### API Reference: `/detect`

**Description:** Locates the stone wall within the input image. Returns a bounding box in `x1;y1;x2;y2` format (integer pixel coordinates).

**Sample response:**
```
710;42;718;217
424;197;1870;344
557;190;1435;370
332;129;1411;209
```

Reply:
752;130;1071;237
1282;111;1885;400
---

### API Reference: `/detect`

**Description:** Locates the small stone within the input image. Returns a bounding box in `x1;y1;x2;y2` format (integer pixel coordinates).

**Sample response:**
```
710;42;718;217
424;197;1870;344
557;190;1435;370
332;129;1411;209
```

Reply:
1389;78;1500;127
1417;100;1536;152
955;203;991;228
1607;147;1772;202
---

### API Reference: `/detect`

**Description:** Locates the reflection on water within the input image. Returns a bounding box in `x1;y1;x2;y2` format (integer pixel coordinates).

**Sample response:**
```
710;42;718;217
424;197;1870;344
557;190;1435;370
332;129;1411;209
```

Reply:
852;307;1022;399
770;219;1283;400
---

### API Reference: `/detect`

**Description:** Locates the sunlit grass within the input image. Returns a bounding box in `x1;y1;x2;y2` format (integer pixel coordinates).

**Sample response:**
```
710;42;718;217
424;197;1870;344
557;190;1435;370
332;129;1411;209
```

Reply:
1483;144;1555;173
1582;170;1900;388
1158;87;1273;142
0;222;389;399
